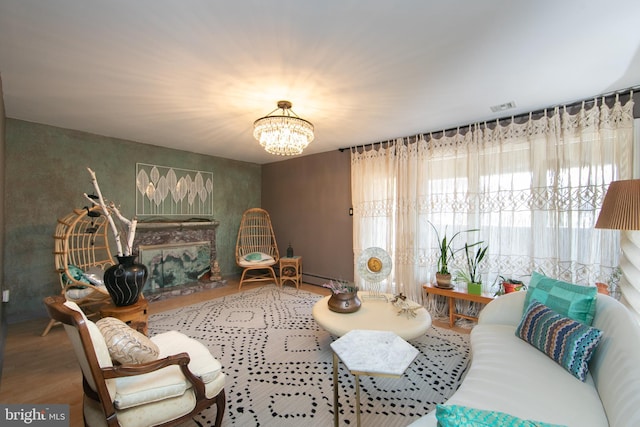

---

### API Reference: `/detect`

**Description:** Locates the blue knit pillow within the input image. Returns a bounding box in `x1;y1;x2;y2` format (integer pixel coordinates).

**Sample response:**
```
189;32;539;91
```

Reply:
436;404;566;427
62;264;90;288
516;301;602;381
524;272;597;325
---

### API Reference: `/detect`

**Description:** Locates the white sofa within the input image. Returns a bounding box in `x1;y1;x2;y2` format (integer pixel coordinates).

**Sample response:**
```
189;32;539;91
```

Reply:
409;291;640;427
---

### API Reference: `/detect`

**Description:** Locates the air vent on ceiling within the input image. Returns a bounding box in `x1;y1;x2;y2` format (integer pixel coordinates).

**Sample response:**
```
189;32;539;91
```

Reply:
490;101;517;113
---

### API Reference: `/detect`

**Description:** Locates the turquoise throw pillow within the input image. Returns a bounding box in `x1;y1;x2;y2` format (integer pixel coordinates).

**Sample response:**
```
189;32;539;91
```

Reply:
62;264;90;288
524;271;597;325
516;301;602;382
436;404;566;427
244;252;263;262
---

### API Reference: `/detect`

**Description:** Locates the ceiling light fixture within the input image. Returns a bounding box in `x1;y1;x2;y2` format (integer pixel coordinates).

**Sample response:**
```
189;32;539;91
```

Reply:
253;100;314;156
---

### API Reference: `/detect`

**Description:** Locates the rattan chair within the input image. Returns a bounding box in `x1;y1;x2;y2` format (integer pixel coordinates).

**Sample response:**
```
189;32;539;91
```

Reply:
42;206;115;336
235;208;280;289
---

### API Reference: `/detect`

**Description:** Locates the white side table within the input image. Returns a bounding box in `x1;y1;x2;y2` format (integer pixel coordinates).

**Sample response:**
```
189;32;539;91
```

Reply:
330;329;419;427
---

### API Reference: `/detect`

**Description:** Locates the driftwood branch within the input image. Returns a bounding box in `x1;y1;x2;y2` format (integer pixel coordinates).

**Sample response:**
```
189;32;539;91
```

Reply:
110;203;138;254
84;168;136;257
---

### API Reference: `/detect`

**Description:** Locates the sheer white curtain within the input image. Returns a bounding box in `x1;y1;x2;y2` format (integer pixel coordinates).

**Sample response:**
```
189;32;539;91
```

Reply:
351;96;635;304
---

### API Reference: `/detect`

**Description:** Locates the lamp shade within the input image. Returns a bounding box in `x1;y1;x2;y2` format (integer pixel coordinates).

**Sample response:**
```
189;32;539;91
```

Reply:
595;179;640;230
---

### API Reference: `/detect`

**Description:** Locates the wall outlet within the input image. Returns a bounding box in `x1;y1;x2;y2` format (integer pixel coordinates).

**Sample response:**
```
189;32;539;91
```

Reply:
2;289;9;302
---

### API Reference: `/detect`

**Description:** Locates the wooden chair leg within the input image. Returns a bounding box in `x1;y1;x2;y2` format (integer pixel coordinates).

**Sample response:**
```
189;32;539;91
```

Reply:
238;269;250;289
41;318;58;337
214;389;226;427
267;267;279;287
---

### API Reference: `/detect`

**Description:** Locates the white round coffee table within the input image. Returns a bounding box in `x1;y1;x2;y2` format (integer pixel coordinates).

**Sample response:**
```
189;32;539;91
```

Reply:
312;292;432;340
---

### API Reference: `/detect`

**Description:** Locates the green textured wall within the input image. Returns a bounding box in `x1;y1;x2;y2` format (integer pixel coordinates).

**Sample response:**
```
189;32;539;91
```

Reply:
4;119;260;322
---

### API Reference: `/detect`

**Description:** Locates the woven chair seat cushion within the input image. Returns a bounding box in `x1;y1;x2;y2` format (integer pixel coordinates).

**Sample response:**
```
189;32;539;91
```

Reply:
66;284;107;300
238;252;275;267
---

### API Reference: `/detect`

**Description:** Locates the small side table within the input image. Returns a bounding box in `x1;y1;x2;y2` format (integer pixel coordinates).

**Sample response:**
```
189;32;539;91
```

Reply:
100;298;149;335
330;329;419;427
279;256;302;289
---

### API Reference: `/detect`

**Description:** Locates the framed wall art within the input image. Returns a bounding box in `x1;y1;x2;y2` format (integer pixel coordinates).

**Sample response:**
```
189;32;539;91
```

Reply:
136;163;214;217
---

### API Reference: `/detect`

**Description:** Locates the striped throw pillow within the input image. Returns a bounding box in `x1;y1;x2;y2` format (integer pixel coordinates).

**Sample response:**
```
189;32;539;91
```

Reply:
516;300;602;381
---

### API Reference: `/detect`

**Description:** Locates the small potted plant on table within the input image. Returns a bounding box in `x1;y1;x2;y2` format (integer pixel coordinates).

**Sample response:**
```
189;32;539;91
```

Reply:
429;222;479;288
497;276;526;295
323;280;361;313
456;242;488;295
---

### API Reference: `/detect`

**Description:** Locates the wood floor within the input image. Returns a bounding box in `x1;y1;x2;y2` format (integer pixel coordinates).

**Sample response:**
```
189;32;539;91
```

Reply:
0;279;463;426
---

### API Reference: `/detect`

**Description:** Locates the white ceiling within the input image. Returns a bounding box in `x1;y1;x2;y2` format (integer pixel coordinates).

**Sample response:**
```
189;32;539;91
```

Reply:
1;1;640;165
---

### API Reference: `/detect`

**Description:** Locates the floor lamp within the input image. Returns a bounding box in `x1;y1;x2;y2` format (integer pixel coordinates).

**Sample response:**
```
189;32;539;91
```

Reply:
595;179;640;319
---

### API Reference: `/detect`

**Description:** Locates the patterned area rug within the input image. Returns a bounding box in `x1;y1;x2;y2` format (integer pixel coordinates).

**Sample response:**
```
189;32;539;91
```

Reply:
148;285;470;427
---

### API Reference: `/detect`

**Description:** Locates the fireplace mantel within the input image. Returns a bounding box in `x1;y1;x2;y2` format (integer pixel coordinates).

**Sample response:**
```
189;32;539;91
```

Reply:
136;220;220;231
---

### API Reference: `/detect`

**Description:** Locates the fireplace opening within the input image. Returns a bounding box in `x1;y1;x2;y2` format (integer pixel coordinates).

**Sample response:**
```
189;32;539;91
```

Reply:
139;241;212;299
133;219;224;301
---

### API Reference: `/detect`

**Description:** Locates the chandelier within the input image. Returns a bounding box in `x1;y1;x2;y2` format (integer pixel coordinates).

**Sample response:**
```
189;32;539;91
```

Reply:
253;100;314;156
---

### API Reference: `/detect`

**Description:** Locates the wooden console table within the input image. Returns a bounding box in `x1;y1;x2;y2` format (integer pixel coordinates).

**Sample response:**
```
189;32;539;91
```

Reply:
422;283;494;327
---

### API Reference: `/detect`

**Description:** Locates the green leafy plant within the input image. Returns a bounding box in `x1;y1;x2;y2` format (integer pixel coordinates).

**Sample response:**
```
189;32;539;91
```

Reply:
322;279;357;294
456;242;488;284
429;221;480;275
494;275;527;295
499;276;525;285
498;276;527;289
609;267;622;287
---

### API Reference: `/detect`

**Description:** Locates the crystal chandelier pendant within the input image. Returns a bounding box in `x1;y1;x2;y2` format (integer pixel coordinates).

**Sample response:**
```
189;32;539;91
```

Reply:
253;101;314;156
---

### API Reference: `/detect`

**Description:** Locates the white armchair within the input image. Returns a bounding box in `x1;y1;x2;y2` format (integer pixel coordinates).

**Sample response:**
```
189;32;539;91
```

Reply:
44;296;225;427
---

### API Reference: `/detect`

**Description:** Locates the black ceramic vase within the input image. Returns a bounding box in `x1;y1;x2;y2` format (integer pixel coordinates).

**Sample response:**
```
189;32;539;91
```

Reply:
327;290;361;313
103;255;148;306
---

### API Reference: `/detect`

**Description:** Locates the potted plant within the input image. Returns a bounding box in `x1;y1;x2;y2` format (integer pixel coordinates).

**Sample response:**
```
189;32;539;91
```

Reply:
323;280;361;313
498;276;526;295
429;221;479;287
456;242;488;295
596;267;622;299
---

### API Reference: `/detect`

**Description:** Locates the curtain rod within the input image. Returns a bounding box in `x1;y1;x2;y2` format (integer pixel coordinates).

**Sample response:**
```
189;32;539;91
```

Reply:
338;85;640;153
